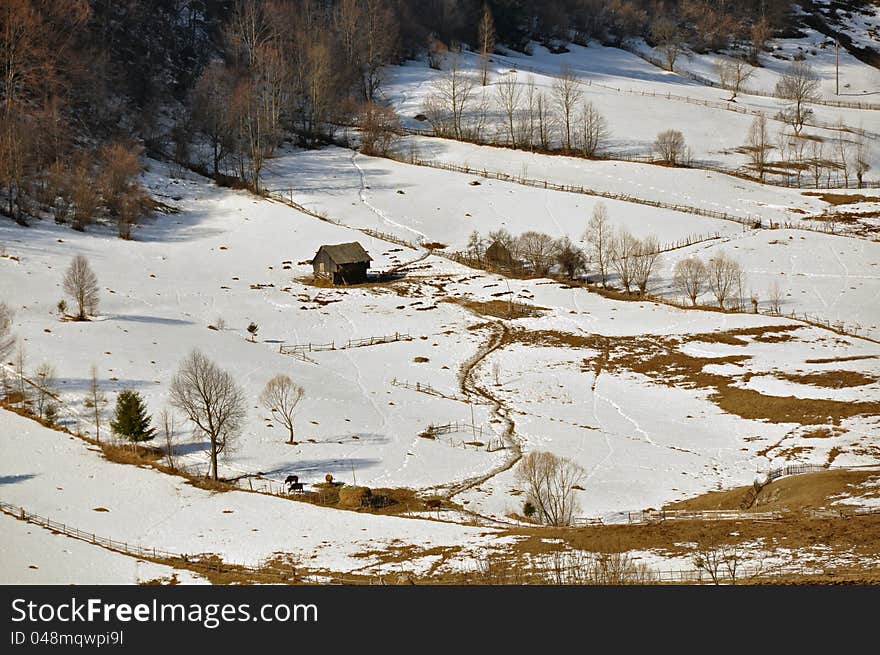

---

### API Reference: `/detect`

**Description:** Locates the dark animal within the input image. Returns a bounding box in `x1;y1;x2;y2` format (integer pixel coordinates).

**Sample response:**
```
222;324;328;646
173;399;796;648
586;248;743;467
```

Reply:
424;499;442;510
285;475;304;494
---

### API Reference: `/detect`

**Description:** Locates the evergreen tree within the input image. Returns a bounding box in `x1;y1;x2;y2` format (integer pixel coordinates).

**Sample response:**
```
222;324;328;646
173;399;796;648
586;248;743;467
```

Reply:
110;390;156;443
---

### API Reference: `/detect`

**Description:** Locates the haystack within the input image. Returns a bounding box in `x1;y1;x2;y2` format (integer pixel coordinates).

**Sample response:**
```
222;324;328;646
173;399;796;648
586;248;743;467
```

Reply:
338;485;372;508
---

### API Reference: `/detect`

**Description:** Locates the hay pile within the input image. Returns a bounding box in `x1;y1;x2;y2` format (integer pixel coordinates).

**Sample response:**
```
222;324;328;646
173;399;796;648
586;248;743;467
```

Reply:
338;486;372;508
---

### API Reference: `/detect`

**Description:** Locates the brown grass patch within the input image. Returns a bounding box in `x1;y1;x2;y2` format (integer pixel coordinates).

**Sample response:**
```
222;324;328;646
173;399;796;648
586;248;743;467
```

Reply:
500;326;879;426
296;275;403;290
801;427;843;439
501;511;880;563
710;386;875;425
775;370;879;388
442;297;546;319
689;332;749;345
803;192;880;205
806;355;878;364
99;443;164;466
290;484;427;515
667;470;880;513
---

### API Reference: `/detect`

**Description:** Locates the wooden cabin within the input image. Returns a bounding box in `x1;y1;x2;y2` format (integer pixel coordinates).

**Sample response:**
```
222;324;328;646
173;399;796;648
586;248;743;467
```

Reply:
312;242;372;284
486;240;514;266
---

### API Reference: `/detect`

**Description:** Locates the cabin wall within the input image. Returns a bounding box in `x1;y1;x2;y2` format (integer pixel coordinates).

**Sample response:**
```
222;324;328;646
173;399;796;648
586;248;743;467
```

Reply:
312;251;336;278
334;262;368;284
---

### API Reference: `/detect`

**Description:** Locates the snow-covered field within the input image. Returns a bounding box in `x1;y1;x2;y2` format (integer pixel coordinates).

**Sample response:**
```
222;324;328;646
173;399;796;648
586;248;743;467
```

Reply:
0;513;206;585
383;42;880;175
2;39;879;584
262;145;880;338
0;410;512;578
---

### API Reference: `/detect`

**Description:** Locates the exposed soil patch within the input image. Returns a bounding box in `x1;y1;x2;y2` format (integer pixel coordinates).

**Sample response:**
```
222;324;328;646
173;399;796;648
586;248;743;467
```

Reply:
774;370;879;388
502;511;880;563
800;427;843;439
802;192;880;205
500;325;879;426
441;297;546;319
666;470;880;513
806;355;878;364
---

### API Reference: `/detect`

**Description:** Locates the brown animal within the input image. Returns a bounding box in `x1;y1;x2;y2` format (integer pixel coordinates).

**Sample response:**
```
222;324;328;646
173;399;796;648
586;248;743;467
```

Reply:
285;475;304;493
425;499;442;510
325;474;334;484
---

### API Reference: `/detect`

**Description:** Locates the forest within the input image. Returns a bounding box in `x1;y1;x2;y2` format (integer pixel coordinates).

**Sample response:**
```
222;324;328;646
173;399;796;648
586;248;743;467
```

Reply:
0;0;853;230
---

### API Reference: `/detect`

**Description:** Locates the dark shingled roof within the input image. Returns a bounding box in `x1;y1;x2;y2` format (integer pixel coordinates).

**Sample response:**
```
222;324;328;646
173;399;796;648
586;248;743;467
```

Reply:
315;242;372;265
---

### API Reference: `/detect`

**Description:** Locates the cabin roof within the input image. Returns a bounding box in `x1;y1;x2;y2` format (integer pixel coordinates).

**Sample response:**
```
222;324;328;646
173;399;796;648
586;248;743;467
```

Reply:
315;242;372;265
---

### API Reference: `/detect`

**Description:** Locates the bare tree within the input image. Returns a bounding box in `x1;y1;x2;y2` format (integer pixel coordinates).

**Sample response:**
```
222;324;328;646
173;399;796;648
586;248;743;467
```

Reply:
33;362;56;419
854;132;871;189
260;374;305;444
495;72;522;147
516;231;560;276
673;257;707;305
833;123;853;188
746;114;772;181
169;350;247;481
555;237;587;279
477;3;496;87
584;202;612;286
357;102;401;156
534;90;555;150
693;539;746;585
611;228;640;293
575;101;608;157
70;155;100;231
808;139;826;189
775;61;819;136
335;0;399;102
516;77;538;149
651;17;684;71
0;302;15;363
715;59;754;100
552;65;583;151
85;365;107;441
98;141;147;239
160;408;176;470
706;253;743;309
767;281;784;315
14;344;27;406
653;129;686;165
63;255;99;321
748;18;771;65
515;451;586;526
467;230;486;263
631;236;660;295
191;62;238;177
423;52;476;140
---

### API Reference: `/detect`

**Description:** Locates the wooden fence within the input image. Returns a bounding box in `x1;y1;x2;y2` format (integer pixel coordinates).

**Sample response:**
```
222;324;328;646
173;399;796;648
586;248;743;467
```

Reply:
390;378;480;404
576;463;835;526
613;42;880;112
417;420;507;452
424;421;483;439
0;500;334;584
490;46;880;120
279;332;413;357
765;463;827;483
405;156;763;228
358;227;421;250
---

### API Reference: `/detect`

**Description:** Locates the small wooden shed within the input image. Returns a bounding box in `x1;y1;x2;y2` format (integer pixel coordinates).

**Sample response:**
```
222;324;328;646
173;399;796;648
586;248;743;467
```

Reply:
486;240;514;266
312;242;372;284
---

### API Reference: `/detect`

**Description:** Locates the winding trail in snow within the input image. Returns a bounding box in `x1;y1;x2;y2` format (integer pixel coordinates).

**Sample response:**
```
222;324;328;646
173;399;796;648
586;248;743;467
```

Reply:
435;322;522;501
350;151;429;243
